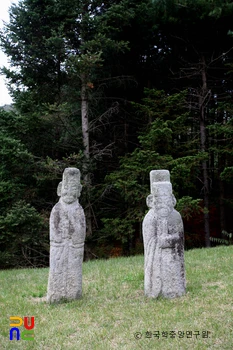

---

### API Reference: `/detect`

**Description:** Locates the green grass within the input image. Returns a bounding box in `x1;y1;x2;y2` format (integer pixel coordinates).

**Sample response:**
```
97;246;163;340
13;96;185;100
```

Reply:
0;246;233;349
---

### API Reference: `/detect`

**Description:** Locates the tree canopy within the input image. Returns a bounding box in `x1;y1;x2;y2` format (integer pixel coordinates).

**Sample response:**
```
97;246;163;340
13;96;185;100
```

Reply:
1;0;233;266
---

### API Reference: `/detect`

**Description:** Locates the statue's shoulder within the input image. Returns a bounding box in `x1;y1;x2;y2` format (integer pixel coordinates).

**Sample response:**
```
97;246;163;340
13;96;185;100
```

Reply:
50;200;63;215
173;208;181;217
143;208;157;224
73;201;84;213
169;209;182;222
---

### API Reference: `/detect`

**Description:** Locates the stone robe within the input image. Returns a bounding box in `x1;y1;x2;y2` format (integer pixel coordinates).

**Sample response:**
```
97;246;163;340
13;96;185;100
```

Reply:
143;208;185;298
47;199;86;303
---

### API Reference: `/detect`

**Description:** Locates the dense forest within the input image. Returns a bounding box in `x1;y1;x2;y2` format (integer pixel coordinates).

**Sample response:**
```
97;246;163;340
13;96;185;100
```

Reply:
1;0;233;268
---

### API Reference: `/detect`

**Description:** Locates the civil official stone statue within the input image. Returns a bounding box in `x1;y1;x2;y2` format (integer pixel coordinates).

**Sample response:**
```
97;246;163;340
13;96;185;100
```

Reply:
47;168;86;303
142;170;186;298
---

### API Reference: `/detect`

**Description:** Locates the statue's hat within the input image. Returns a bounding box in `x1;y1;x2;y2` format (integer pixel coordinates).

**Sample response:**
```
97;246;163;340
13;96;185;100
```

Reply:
151;181;172;197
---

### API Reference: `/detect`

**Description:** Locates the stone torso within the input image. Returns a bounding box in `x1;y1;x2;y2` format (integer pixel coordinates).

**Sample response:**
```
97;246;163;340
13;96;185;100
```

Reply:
142;170;186;299
47;168;86;303
50;200;86;245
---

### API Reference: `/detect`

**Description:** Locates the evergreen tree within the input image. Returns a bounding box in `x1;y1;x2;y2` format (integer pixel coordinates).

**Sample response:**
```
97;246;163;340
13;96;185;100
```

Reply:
0;109;48;267
0;0;134;237
149;0;233;246
99;90;204;254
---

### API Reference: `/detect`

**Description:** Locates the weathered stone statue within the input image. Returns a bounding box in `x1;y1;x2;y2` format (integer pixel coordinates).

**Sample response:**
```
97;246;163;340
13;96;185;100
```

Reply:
142;170;186;298
47;168;86;303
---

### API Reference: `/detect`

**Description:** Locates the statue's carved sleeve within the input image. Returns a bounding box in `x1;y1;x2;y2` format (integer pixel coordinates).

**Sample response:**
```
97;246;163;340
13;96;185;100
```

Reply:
50;204;62;243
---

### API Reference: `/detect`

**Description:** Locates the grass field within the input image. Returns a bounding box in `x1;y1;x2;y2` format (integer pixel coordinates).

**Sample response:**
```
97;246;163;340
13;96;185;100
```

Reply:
0;245;233;349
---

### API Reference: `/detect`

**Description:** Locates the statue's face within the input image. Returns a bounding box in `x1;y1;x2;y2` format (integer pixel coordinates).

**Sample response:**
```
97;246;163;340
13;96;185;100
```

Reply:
61;175;81;204
154;195;173;217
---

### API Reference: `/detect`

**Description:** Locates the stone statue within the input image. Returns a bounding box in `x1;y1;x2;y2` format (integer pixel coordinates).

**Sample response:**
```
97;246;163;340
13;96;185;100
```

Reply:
47;168;86;303
142;170;186;298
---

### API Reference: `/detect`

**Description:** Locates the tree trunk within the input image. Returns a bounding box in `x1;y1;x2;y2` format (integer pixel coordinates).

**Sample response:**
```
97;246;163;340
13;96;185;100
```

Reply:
199;56;211;247
219;177;226;235
218;146;226;236
81;73;89;161
81;73;92;237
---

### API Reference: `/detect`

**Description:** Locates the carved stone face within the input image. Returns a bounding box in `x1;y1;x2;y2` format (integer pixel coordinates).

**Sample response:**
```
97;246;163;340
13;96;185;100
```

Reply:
150;181;174;217
154;195;174;217
58;168;82;204
61;178;81;204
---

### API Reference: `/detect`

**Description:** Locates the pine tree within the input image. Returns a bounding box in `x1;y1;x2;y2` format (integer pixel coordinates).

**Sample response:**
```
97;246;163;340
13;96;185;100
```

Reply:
150;0;233;246
0;0;135;237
